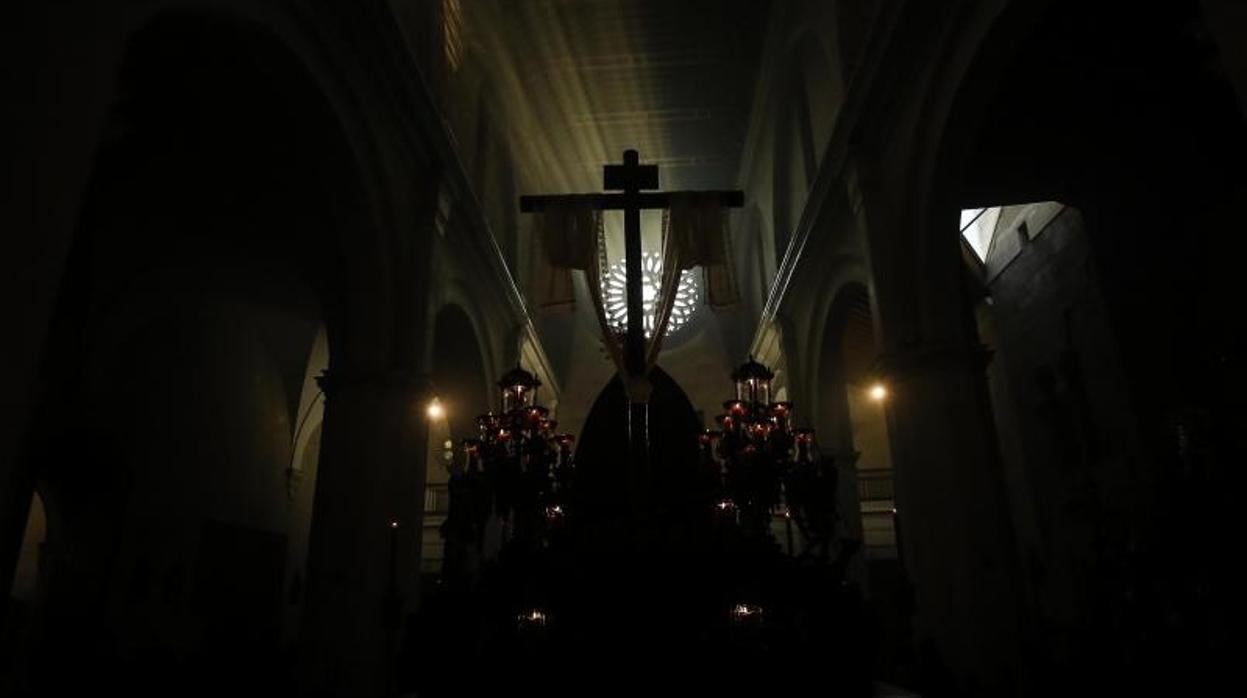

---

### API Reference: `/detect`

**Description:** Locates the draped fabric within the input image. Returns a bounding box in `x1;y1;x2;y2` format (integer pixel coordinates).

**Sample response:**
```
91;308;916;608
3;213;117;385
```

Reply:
646;210;685;367
646;193;739;365
583;215;628;377
534;204;628;375
669;191;739;309
534;202;599;308
535;194;738;402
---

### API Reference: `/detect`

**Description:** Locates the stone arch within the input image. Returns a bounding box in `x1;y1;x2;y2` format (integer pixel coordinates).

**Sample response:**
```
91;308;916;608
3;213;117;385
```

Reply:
878;0;1054;351
428;278;502;391
817;282;889;465
290;327;331;487
10;490;47;604
16;423;132;686
8;11;396;692
111;9;396;355
811;276;910;665
847;2;1247;691
897;2;1247;691
913;0;1246;358
807;261;874;439
430;304;493;443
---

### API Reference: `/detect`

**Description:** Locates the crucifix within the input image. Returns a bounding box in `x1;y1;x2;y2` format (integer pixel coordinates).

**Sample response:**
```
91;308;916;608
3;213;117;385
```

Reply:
519;149;744;481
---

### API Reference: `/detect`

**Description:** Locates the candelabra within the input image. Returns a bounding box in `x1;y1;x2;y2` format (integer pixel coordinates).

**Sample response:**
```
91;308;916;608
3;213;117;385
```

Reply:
441;366;575;577
425;358;867;694
702;357;839;558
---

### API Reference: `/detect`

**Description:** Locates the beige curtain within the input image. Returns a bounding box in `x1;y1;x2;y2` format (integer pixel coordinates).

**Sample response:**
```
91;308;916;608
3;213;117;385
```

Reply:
583;215;628;376
646;193;739;365
534;205;628;374
534;202;599;308
670;192;738;308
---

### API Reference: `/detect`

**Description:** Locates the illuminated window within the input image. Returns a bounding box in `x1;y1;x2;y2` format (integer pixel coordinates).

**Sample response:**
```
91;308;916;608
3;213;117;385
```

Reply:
960;207;1001;262
600;251;699;338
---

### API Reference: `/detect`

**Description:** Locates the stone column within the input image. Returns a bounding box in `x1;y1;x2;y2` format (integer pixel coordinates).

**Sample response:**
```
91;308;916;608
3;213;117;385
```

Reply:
299;368;429;698
879;343;1026;695
1200;1;1247;115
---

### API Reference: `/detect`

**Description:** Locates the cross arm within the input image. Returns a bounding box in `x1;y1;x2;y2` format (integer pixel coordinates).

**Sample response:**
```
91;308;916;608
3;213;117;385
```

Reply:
519;190;744;213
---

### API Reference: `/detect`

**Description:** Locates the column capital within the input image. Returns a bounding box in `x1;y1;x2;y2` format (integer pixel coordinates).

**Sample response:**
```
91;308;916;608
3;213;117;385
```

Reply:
875;342;993;380
313;368;431;400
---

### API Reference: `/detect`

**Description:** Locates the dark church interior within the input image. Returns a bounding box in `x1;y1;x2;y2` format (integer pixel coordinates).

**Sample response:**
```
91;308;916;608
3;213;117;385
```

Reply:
2;1;1243;695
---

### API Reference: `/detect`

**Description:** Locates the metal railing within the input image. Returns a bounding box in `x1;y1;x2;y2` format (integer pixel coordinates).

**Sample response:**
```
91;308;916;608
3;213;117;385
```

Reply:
856;470;894;502
424;483;450;518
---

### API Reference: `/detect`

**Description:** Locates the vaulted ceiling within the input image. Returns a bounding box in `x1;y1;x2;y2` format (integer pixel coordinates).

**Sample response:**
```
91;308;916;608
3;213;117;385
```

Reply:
453;0;771;194
416;0;775;406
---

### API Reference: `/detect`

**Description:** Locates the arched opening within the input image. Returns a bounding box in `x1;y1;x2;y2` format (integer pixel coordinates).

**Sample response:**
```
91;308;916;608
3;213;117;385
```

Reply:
822;285;893;553
2;489;49;678
423;305;491;583
12;12;374;694
814;282;907;683
923;0;1247;690
9;491;46;605
1;489;46;688
282;326;329;643
430;305;491;443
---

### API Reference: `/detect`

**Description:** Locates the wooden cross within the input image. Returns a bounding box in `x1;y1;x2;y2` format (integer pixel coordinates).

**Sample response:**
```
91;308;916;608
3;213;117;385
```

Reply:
520;149;744;476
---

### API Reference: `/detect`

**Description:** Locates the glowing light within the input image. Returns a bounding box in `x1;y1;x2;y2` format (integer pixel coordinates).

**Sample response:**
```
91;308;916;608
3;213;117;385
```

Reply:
731;603;763;620
601;251;699;338
517;609;548;628
869;383;888;402
389;520;399;529
426;398;445;419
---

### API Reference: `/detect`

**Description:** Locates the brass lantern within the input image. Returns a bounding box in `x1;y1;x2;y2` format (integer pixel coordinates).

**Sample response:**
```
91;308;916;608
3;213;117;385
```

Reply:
731;356;774;406
498;366;541;413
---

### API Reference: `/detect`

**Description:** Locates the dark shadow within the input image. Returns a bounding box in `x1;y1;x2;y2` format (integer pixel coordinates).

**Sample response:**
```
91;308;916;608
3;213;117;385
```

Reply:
431;305;490;442
6;10;367;696
573;365;701;514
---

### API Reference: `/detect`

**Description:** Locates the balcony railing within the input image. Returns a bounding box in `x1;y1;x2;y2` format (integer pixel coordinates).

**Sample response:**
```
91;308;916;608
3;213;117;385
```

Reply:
856;469;894;502
424;483;450;518
856;470;897;559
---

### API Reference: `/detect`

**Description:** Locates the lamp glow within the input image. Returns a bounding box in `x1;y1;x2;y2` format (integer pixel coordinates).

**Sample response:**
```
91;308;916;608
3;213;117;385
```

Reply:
731;603;763;620
869;383;888;402
516;608;548;628
426;398;445;419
